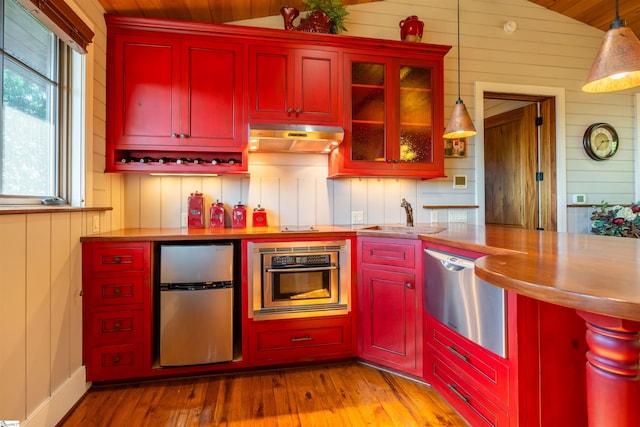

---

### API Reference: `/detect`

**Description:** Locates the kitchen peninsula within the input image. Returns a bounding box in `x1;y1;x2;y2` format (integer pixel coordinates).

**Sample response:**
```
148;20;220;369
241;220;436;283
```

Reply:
81;223;640;427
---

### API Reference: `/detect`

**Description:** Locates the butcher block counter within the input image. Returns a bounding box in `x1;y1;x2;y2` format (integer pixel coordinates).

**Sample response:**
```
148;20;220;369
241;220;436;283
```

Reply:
82;223;640;427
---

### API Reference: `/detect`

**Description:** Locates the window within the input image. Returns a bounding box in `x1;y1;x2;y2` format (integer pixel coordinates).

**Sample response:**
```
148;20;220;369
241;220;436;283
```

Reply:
0;0;91;204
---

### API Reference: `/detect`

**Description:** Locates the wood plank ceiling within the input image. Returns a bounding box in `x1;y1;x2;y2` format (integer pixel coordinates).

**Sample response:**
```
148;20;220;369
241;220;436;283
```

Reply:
96;0;640;38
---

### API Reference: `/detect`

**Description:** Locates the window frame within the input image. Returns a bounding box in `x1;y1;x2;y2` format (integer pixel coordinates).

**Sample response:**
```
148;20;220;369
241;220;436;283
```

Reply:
0;0;86;206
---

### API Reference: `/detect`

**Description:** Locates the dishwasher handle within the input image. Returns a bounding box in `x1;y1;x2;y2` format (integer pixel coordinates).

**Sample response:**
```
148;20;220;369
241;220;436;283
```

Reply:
425;248;475;272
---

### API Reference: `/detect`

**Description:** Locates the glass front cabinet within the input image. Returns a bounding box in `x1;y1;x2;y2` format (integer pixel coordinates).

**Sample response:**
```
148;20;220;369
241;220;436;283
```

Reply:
329;50;447;179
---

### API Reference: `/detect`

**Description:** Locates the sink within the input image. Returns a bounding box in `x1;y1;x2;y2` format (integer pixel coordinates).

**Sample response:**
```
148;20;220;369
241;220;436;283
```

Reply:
360;225;447;234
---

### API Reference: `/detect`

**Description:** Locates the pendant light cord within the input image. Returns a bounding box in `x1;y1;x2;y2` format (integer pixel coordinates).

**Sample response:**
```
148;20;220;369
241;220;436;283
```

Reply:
457;0;461;102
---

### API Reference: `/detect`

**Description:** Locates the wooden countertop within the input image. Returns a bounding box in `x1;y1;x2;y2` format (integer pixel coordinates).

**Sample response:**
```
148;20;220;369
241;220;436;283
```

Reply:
81;223;640;322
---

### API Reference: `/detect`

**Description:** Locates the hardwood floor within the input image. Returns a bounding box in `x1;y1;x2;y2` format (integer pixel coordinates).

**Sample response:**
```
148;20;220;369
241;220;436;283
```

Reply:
58;362;468;426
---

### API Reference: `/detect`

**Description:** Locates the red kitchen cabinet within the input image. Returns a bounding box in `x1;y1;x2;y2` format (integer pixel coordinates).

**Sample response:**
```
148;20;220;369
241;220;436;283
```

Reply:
248;44;340;125
82;242;152;381
247;316;354;364
329;46;449;179
423;242;588;426
106;16;246;173
358;237;423;377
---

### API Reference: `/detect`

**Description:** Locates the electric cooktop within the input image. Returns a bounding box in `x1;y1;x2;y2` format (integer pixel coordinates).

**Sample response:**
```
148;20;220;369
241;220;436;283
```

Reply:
278;225;319;232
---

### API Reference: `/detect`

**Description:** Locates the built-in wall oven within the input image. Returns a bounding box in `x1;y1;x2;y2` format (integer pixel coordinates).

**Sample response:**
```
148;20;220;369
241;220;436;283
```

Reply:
247;240;351;320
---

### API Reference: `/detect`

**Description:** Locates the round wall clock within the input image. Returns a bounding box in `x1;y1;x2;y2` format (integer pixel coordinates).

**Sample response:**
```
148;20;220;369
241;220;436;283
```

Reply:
583;123;619;161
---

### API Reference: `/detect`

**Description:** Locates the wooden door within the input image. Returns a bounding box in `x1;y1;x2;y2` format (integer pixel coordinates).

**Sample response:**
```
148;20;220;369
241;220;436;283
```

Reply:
484;104;538;229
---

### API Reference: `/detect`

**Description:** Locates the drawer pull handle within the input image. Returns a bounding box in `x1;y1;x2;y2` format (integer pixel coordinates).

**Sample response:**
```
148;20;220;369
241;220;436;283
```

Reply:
114;322;121;330
113;356;120;364
114;287;121;295
113;256;121;264
447;345;470;362
291;336;312;342
447;383;470;403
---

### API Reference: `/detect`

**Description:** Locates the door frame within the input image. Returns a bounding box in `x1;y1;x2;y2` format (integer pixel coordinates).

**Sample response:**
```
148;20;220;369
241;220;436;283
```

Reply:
474;82;567;232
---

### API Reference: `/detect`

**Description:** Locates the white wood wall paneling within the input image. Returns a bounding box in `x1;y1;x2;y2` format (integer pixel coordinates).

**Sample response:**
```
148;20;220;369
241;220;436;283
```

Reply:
0;215;27;420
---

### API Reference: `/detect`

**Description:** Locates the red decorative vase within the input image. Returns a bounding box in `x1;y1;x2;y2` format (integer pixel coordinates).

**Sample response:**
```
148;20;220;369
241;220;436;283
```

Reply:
399;15;424;42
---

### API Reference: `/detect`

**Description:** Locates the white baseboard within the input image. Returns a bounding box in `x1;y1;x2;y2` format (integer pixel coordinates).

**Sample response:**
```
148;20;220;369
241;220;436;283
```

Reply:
22;366;90;427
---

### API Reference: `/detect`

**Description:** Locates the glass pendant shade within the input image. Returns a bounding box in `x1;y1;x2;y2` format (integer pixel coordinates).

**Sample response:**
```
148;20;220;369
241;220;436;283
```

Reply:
582;15;640;92
443;99;477;139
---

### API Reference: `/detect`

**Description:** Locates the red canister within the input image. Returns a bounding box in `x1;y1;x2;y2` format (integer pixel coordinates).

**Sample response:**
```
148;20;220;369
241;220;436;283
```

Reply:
252;205;268;227
210;200;225;228
187;191;204;229
232;203;246;228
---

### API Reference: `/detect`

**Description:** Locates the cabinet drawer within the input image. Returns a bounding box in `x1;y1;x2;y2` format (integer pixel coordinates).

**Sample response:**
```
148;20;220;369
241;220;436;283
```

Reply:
90;310;145;343
248;317;353;362
426;317;509;403
89;245;146;272
88;343;144;381
426;352;509;427
88;274;146;306
360;239;418;269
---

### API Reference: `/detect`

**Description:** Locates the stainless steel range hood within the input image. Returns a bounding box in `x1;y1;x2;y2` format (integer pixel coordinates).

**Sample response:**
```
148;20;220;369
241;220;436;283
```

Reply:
249;124;344;154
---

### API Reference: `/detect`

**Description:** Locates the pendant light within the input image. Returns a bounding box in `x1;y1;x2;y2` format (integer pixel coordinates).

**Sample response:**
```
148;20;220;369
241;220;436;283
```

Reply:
443;0;477;139
582;0;640;93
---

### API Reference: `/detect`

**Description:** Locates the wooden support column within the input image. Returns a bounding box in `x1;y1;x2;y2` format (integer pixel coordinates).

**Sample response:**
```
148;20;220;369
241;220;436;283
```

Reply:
577;311;640;427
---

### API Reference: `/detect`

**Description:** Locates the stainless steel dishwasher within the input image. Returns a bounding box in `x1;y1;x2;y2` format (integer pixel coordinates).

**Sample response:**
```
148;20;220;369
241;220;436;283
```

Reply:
159;243;234;366
424;248;507;357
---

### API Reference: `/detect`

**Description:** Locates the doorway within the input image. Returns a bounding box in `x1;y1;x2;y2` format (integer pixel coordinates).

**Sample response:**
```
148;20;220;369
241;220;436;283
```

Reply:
484;93;557;231
473;82;567;232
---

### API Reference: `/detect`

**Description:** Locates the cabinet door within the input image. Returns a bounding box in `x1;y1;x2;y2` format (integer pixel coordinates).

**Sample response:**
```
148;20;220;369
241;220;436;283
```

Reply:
329;53;445;178
111;34;181;147
360;268;421;374
248;45;339;124
180;39;244;148
295;48;339;123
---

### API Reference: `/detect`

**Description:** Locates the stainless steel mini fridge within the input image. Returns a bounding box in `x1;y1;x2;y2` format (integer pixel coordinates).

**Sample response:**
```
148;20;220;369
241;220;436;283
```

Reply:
159;243;234;366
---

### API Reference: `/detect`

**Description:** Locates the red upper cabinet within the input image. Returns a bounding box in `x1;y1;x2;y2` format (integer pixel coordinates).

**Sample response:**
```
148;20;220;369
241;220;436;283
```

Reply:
105;16;247;173
110;35;244;149
110;34;180;147
248;45;340;125
329;46;449;179
179;39;244;148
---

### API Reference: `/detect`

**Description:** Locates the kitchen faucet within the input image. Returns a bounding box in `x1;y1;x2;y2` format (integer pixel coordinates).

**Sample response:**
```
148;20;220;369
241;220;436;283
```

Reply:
400;198;414;227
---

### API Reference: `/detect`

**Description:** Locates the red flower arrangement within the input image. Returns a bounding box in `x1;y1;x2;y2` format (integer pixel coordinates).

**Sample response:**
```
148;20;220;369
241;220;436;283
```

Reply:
590;202;640;238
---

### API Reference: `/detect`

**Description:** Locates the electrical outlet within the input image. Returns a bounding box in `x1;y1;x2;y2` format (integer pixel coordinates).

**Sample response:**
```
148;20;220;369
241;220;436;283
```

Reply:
430;211;439;223
351;211;364;225
92;215;100;233
448;211;468;223
181;213;188;228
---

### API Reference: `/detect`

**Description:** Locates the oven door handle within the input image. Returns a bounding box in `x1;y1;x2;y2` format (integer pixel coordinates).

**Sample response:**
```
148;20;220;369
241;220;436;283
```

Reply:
266;266;337;273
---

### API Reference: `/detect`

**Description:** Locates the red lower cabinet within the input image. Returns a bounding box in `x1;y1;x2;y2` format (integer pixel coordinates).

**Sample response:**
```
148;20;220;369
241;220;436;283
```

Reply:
247;316;355;364
427;351;510;426
425;295;588;427
358;238;423;377
423;243;588;426
82;242;152;381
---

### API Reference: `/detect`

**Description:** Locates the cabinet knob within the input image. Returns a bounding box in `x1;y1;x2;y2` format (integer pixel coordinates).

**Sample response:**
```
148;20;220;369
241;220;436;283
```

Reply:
295;108;302;114
405;282;413;289
172;133;179;138
114;322;121;330
287;108;294;113
113;356;120;364
113;256;121;264
114;287;121;295
180;133;188;138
